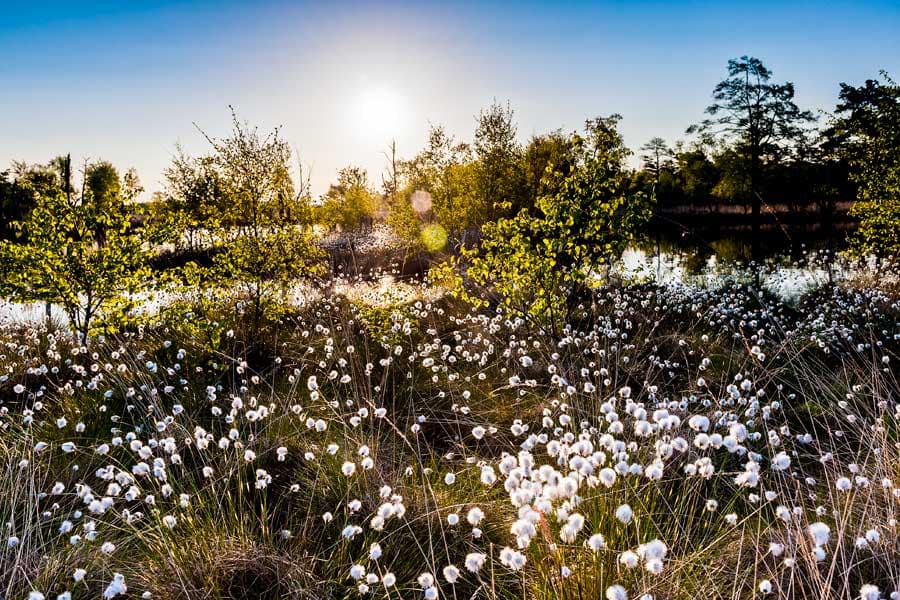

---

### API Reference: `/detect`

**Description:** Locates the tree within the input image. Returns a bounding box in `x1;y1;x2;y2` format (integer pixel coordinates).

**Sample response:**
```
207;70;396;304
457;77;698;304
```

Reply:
386;185;424;250
0;156;76;239
688;56;815;260
401;102;531;249
473;100;525;219
84;160;122;211
122;168;143;201
711;146;752;204
464;115;653;330
640;137;674;184
189;109;324;328
0;171;37;241
0;190;156;345
382;141;424;250
674;146;719;206
163;147;230;253
382;140;401;208
433;161;480;245
11;157;69;199
47;154;74;200
318;166;377;233
827;72;900;256
522;130;578;208
404;125;482;247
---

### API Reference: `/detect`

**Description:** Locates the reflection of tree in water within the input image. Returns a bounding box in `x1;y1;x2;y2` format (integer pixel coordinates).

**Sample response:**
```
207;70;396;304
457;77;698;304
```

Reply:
681;245;714;276
710;238;751;263
628;227;847;284
633;234;738;278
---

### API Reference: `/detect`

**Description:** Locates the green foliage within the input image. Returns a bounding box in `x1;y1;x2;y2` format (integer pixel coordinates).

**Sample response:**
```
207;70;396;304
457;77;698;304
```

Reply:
711;145;752;203
396;103;544;248
849;197;900;256
0;192;157;342
522;130;578;205
162;148;231;252
0;171;37;241
473;100;526;218
317;166;378;233
84;161;122;211
403;125;484;245
385;184;424;249
380;141;424;249
464;115;653;328
0;156;74;240
831;73;900;256
675;147;720;204
631;144;722;210
179;110;325;328
389;102;637;253
432;161;482;240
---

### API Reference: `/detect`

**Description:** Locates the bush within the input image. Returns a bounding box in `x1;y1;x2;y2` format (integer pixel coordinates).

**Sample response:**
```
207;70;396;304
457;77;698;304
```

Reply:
464;115;653;329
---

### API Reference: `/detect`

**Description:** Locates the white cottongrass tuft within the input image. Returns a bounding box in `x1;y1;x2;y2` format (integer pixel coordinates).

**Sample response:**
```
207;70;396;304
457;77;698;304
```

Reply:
859;584;880;600
465;552;487;573
615;504;633;524
605;584;628;600
809;522;831;547
103;573;127;599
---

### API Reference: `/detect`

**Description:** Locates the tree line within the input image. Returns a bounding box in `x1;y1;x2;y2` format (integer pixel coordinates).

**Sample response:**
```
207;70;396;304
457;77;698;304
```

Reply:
0;57;898;339
154;58;900;257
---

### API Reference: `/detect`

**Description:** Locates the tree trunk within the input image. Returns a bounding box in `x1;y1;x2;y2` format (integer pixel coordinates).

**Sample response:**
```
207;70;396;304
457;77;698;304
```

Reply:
750;145;762;288
751;151;761;264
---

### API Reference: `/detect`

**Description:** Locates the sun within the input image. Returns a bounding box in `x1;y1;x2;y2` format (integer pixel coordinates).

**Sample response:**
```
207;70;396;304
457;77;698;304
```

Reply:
348;85;409;144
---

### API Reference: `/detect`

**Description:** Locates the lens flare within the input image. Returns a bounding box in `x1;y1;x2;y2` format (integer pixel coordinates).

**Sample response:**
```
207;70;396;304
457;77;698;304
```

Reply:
420;223;447;252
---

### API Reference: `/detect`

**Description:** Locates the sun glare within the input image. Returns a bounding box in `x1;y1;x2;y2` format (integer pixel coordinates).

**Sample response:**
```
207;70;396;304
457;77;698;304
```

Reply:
349;85;409;143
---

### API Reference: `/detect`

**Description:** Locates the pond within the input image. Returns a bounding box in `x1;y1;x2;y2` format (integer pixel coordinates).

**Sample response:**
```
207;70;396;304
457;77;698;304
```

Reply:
0;232;888;328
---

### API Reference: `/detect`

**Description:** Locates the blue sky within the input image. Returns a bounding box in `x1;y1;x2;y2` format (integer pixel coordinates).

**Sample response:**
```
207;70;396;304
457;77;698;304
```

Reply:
2;0;898;196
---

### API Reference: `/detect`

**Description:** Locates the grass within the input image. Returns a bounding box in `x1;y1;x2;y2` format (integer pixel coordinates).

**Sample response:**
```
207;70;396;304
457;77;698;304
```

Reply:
0;270;898;600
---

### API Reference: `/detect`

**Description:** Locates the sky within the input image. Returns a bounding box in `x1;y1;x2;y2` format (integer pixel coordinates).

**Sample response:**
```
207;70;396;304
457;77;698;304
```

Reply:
2;0;899;198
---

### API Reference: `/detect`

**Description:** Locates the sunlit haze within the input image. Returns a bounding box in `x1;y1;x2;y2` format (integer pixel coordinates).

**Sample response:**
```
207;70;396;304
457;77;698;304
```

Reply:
2;0;899;197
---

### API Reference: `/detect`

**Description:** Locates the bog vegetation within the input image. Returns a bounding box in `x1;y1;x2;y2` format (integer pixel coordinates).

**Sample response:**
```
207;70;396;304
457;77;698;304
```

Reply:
0;58;898;600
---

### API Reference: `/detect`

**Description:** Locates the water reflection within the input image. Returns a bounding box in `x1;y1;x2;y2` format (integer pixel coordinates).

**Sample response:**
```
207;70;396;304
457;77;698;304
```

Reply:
620;236;865;302
0;235;886;326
